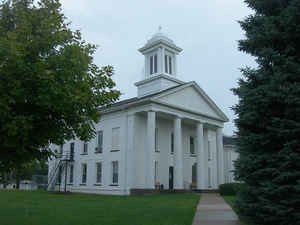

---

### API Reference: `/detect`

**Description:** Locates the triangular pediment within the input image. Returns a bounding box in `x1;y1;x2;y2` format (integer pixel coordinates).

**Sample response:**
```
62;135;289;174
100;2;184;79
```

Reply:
152;82;229;122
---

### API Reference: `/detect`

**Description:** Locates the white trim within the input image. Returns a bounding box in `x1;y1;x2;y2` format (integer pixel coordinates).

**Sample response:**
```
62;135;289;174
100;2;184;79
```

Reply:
151;82;229;122
139;40;183;54
134;74;184;87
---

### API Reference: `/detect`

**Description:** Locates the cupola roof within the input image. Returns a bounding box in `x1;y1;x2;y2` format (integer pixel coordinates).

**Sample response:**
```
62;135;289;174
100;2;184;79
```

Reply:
138;27;182;53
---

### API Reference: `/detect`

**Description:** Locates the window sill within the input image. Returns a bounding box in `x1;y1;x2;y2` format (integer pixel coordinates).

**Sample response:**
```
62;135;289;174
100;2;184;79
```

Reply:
95;151;103;154
94;183;102;186
110;150;120;152
171;152;174;155
67;183;73;186
80;153;88;155
79;183;87;186
190;154;196;157
155;150;160;153
109;184;119;186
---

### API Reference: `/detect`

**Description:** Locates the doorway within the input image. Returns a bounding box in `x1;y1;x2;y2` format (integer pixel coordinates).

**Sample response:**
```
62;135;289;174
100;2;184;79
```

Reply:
169;166;174;190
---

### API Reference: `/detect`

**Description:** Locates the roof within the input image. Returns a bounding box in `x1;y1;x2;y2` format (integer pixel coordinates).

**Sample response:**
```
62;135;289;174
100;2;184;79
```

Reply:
138;28;182;53
99;81;229;123
223;136;237;146
99;84;185;111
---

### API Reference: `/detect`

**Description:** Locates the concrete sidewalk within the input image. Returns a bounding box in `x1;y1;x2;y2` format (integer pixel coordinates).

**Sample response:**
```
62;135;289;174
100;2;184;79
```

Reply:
192;193;241;225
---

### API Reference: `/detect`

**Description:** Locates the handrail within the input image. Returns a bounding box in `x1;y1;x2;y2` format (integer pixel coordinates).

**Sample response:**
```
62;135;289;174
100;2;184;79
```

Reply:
47;150;74;191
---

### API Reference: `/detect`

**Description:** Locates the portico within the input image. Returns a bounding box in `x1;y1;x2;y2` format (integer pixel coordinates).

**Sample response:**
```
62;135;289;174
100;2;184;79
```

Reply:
130;105;225;190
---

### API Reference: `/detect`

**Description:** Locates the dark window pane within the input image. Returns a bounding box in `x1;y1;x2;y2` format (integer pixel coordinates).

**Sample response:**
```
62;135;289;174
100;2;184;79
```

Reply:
69;165;73;183
82;164;87;183
96;163;102;183
171;133;174;153
192;163;197;183
169;56;172;74
150;56;153;74
190;137;195;154
83;142;88;154
112;161;118;184
165;55;168;73
57;165;62;183
154;54;157;73
97;131;103;152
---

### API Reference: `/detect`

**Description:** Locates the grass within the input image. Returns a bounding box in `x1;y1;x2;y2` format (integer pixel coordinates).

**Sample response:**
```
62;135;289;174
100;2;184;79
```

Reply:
223;195;256;225
0;190;199;225
223;195;237;211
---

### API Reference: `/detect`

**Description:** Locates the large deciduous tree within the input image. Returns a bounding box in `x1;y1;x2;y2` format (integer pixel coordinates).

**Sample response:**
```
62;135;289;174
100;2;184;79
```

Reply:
232;0;300;224
0;0;120;178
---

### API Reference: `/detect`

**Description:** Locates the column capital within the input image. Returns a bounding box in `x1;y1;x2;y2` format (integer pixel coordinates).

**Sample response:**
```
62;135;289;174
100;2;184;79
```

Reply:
127;112;136;117
216;127;223;135
174;115;183;120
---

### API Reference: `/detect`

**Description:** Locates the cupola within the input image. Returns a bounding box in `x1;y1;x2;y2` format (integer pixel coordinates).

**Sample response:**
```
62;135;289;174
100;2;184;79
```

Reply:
135;27;184;98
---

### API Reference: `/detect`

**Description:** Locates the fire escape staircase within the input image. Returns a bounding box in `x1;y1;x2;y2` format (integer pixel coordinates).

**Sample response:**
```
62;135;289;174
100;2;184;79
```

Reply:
47;151;74;191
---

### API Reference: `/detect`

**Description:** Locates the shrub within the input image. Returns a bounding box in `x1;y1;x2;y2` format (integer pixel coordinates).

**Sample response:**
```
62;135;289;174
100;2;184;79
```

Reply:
219;183;245;196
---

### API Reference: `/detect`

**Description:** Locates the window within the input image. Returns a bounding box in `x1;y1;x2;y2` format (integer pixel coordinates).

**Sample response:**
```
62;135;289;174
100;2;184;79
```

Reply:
83;142;88;154
150;54;158;75
112;161;119;184
171;132;174;154
96;131;103;153
82;164;87;184
69;165;74;183
112;127;120;151
192;163;197;184
59;145;63;155
69;142;75;160
190;136;195;155
96;162;102;184
165;55;172;74
155;128;158;152
57;165;62;184
154;161;158;184
208;140;211;161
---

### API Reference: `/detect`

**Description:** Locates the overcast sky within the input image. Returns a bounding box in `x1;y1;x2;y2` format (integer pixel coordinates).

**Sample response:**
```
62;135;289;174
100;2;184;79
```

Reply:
59;0;256;136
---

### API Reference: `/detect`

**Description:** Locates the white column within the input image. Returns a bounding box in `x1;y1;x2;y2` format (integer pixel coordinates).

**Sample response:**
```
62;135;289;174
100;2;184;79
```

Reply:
174;55;177;76
217;127;225;185
174;116;183;189
158;47;163;74
196;122;206;189
144;55;148;78
161;47;165;74
146;111;155;189
125;113;135;193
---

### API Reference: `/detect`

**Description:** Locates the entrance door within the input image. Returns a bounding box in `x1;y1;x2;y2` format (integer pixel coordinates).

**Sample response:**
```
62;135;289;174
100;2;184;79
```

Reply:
169;166;174;190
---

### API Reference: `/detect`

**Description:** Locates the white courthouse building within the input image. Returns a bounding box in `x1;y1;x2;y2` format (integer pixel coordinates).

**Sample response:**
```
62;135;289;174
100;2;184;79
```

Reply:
48;30;235;195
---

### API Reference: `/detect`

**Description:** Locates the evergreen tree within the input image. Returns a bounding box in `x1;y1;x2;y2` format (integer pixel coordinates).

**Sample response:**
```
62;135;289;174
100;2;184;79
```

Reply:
0;0;120;178
232;0;300;224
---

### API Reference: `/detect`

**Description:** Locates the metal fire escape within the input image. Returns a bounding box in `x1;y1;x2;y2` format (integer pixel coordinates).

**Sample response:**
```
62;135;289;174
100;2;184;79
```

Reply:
47;150;74;192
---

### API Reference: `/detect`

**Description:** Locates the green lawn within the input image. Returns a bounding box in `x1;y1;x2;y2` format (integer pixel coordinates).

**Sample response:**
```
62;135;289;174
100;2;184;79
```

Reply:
0;190;199;225
223;196;255;225
223;195;237;211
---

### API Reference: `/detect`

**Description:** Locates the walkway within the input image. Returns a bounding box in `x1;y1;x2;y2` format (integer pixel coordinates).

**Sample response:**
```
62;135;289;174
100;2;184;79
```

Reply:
192;193;241;225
